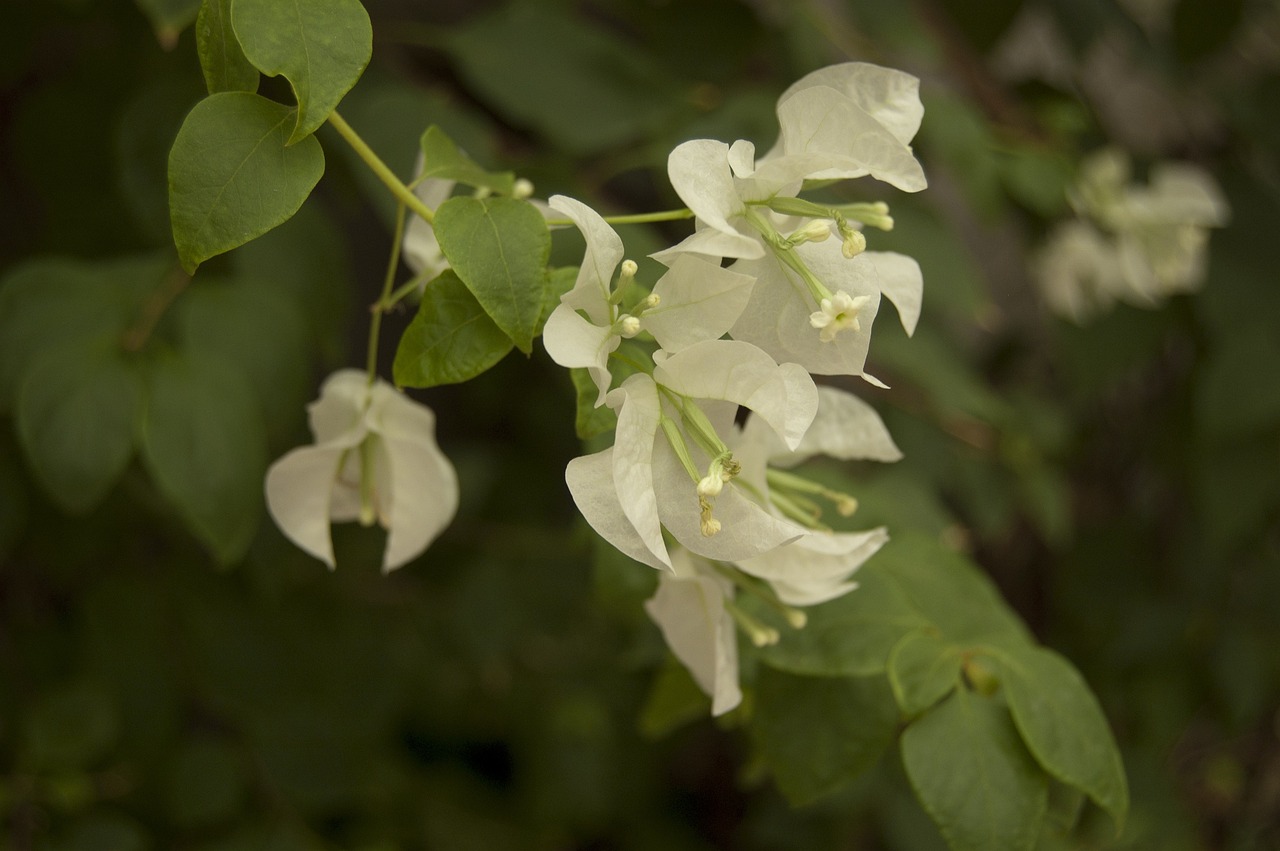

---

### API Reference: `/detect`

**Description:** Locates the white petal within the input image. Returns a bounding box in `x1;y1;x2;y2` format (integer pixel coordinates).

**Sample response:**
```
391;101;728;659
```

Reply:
402;174;456;278
307;369;372;446
565;448;671;571
650;224;765;264
650;430;805;562
644;549;741;716
775;63;924;147
548;195;624;325
654;339;818;451
375;432;459;572
264;445;346;569
608;374;671;570
729;241;883;377
774;86;927;192
863;251;923;336
782;386;903;466
643;254;755;351
667;140;746;238
542;302;620;405
1142;164;1229;227
738;527;888;606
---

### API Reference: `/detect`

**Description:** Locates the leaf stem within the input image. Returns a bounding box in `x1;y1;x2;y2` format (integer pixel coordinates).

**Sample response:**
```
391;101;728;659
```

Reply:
367;203;408;384
121;263;190;352
328;110;434;225
544;208;694;227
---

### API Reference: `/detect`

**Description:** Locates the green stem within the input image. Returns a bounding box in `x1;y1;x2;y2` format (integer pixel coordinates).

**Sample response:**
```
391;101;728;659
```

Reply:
544;208;694;227
367;203;408;384
121;263;190;352
377;273;431;312
328;110;434;225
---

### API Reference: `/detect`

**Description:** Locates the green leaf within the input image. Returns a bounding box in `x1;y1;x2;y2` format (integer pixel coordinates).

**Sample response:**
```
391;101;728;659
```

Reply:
16;340;143;514
139;351;267;565
231;0;372;144
986;644;1129;831
0;253;167;414
639;659;710;739
888;631;962;716
135;0;202;44
756;561;929;677
166;738;247;828
168;92;325;273
196;0;259;94
753;669;899;804
871;533;1032;645
901;688;1048;851
418;126;514;195
23;681;120;771
434;196;550;354
177;276;310;440
392;270;514;389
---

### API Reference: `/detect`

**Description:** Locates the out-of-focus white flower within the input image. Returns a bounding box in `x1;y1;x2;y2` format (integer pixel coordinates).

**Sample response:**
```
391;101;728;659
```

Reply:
1035;148;1229;321
565;340;818;571
264;369;458;572
542;195;755;405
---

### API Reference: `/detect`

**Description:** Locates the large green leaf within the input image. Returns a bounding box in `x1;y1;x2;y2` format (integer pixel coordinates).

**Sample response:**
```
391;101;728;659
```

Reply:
986;644;1129;831
392;270;514;389
16;340;143;514
433;196;550;354
168;92;325;273
177;277;310;440
888;630;962;716
231;0;372;144
138;352;267;565
196;0;259;94
0;253;168;414
901;688;1048;851
418;126;514;195
752;669;899;805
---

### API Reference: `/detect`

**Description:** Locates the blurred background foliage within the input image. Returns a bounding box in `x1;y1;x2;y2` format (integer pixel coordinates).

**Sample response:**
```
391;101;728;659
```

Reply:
1;0;1279;848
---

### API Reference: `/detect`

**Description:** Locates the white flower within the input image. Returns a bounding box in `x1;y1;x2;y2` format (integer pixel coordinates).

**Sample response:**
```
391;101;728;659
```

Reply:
644;547;743;716
542;195;755;405
1036;148;1229;320
729;238;923;378
644;386;903;715
564;340;818;571
264;369;458;572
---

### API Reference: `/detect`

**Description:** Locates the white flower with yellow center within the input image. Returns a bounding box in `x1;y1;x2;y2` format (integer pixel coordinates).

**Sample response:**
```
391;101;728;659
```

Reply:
264;370;458;572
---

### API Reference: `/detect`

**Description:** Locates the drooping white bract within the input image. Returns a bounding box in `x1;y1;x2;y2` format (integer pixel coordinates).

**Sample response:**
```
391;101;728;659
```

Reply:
564;339;818;571
644;546;742;716
264;369;458;573
730;386;902;605
643;386;903;715
1035;148;1230;321
542;195;755;405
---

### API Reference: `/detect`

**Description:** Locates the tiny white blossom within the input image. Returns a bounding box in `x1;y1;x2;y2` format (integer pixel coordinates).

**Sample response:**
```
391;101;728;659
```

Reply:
809;291;871;343
264;370;458;572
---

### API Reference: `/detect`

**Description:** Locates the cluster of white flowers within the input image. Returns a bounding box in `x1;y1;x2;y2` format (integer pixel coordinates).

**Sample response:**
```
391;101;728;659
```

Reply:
265;62;929;715
1034;147;1229;322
